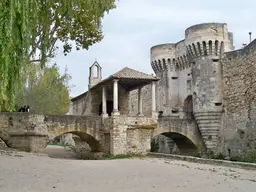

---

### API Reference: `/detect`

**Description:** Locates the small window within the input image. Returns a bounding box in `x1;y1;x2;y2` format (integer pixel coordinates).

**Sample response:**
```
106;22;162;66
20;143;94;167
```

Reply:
212;59;219;62
172;77;178;80
215;103;222;106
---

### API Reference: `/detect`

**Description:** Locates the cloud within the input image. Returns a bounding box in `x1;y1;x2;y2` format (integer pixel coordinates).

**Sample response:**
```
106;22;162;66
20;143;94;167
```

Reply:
53;0;256;97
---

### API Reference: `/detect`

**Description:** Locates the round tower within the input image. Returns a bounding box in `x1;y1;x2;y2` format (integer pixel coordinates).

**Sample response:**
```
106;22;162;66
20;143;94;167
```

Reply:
184;23;234;153
150;44;179;115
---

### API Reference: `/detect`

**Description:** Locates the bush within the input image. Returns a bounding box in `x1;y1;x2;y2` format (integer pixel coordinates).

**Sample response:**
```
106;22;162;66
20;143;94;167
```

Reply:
231;151;256;163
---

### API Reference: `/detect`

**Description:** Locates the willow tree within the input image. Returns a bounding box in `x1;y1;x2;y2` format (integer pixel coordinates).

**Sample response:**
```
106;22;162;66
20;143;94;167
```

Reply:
0;0;116;111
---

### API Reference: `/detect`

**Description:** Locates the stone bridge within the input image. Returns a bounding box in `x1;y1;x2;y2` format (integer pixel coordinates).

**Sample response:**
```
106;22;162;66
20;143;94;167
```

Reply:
152;117;204;154
0;112;157;155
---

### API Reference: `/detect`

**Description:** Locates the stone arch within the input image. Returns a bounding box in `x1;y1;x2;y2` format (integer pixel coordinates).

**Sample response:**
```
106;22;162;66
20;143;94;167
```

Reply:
167;58;173;71
154;60;159;72
151;131;199;155
162;58;166;69
215;40;219;55
220;41;224;57
49;130;102;152
158;60;162;71
209;40;213;55
151;62;157;72
90;62;101;78
163;132;198;154
189;45;194;58
197;42;202;56
203;41;207;55
186;47;192;60
192;43;198;57
0;136;9;147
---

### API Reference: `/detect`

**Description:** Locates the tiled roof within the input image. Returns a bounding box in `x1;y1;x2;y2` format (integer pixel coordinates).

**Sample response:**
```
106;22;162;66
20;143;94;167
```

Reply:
111;67;158;80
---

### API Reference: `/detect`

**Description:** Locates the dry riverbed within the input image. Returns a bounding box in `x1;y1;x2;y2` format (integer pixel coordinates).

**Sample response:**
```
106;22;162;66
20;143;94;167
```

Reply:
0;146;256;192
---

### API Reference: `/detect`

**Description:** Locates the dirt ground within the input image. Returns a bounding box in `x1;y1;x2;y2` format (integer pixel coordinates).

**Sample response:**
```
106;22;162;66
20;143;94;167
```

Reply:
0;146;256;192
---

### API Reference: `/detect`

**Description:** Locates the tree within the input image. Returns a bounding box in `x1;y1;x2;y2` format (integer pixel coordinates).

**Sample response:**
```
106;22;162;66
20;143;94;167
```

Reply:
15;63;71;114
0;0;116;110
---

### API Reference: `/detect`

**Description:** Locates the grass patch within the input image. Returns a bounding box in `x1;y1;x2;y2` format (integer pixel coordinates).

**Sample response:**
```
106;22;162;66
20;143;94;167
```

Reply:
103;153;143;160
189;153;201;158
231;151;256;163
76;152;144;160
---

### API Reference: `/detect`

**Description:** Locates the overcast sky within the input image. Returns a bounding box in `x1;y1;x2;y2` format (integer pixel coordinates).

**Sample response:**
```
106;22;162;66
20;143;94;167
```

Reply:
53;0;256;97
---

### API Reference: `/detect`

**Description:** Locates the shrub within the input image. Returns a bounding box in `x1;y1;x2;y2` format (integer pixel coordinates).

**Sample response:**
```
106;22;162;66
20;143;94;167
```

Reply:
231;151;256;163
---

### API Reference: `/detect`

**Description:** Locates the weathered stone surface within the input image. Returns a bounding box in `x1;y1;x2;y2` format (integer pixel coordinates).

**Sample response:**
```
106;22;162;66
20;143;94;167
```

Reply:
221;39;256;156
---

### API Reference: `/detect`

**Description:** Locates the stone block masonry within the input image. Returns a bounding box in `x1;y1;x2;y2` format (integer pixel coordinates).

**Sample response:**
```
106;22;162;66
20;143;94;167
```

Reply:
221;39;256;156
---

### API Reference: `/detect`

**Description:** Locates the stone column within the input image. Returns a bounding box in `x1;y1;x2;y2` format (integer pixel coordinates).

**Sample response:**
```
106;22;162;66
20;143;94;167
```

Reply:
151;81;156;118
112;79;120;116
102;86;108;119
138;87;143;116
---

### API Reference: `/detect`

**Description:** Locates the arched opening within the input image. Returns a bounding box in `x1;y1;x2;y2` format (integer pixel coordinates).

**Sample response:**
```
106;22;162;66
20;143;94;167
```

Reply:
44;131;103;160
220;41;224;58
192;43;198;57
203;41;207;55
90;65;99;78
189;45;194;58
0;137;8;149
183;95;194;119
162;58;166;65
158;60;162;71
209;40;213;55
197;42;202;56
98;100;114;116
215;40;219;55
151;132;198;155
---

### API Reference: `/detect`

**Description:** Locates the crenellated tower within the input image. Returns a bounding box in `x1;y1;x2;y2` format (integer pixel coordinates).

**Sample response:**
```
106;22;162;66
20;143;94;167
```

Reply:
150;23;234;154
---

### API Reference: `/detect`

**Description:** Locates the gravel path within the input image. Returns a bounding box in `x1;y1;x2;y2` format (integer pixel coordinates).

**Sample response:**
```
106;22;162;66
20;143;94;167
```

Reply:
0;148;256;192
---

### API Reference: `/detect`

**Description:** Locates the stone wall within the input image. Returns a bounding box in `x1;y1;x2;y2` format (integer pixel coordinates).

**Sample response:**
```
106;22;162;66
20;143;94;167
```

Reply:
107;115;157;155
72;93;89;115
129;84;152;116
221;39;256;156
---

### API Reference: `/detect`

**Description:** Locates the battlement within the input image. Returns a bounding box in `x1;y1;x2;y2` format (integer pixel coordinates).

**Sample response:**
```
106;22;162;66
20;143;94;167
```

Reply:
150;22;234;74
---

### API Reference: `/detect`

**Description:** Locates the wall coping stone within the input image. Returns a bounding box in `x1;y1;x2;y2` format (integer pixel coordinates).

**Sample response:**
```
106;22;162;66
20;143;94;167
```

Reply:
9;132;48;137
147;152;256;171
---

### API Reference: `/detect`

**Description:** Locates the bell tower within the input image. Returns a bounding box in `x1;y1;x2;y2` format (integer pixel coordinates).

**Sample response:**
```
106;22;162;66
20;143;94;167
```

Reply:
88;61;102;89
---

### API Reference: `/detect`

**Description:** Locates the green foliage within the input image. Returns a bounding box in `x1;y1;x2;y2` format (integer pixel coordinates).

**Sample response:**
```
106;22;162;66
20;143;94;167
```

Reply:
212;153;225;160
0;0;116;110
103;153;143;160
15;63;71;114
231;151;256;163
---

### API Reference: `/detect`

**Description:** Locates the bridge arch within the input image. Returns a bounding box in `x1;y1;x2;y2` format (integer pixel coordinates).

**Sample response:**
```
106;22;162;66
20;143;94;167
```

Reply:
48;129;102;152
0;136;9;147
0;132;10;147
151;131;199;155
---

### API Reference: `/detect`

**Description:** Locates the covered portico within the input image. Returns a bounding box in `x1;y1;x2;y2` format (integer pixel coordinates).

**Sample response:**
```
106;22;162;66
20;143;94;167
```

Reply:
90;67;159;119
